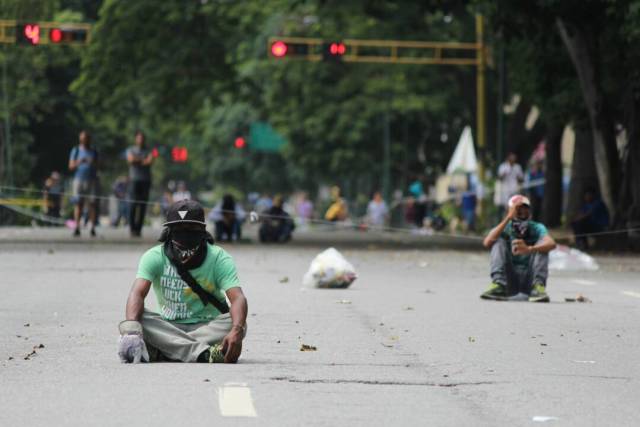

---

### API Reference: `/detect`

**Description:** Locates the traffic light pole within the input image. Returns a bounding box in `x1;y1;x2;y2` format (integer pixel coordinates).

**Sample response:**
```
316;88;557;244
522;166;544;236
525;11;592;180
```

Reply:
475;14;486;182
269;15;489;195
2;45;12;186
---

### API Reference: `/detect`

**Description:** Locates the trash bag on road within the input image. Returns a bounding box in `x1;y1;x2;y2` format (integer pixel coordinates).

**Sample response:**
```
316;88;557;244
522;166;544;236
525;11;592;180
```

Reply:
549;245;599;271
303;247;357;288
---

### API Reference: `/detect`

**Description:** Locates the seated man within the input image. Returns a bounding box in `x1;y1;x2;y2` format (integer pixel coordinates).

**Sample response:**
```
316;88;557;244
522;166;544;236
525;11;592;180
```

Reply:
259;194;295;243
570;188;609;250
481;195;556;302
209;194;246;242
118;200;248;363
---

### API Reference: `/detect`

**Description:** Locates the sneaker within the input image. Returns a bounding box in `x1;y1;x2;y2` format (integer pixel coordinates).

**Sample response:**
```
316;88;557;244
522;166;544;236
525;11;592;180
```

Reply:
529;283;550;303
198;344;225;363
480;283;507;300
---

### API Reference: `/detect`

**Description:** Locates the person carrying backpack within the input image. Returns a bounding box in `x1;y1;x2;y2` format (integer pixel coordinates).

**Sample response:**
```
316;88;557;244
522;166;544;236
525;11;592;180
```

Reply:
68;130;98;237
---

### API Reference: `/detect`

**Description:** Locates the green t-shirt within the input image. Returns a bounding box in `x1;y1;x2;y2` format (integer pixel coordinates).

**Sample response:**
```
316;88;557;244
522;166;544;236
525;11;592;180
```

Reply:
136;244;240;323
500;220;548;267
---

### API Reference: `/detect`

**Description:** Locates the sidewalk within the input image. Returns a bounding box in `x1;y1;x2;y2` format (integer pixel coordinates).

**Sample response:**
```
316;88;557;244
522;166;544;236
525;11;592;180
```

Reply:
0;224;484;250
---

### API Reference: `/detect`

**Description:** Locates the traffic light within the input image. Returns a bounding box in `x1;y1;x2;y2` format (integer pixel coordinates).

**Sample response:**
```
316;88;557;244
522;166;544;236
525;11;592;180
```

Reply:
269;40;309;58
171;147;188;163
234;137;246;149
14;23;90;45
323;42;346;62
48;27;89;44
16;23;40;45
271;41;288;58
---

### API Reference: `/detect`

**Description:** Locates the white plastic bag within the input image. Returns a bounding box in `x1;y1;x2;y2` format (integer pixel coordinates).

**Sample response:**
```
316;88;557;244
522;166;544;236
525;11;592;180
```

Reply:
303;247;357;288
549;245;599;271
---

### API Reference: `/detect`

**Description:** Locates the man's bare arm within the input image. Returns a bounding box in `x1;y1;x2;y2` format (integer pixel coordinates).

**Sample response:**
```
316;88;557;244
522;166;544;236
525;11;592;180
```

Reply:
531;234;556;254
221;287;248;363
125;278;152;320
483;205;516;248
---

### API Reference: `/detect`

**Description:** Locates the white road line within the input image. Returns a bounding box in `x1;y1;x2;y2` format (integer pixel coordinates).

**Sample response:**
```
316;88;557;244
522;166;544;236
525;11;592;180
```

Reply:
571;278;597;286
218;383;258;417
622;291;640;299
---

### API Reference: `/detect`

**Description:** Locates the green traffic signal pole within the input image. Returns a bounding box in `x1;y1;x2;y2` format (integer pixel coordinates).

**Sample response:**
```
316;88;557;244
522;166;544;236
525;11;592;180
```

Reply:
2;45;12;186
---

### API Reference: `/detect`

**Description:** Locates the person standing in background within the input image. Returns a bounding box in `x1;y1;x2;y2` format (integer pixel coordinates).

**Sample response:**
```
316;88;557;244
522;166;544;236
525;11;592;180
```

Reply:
68;130;98;237
494;152;524;221
127;131;154;237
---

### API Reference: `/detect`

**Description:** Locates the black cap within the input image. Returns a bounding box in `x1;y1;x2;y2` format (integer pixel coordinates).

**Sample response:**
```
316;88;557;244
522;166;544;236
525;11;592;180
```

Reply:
163;199;206;227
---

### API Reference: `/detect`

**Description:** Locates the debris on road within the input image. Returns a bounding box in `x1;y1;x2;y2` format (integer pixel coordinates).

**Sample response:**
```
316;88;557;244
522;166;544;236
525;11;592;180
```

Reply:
279;276;289;283
300;344;317;352
23;323;30;327
565;294;592;303
468;337;476;343
303;247;357;289
403;306;414;311
572;360;596;364
23;343;45;360
336;299;352;304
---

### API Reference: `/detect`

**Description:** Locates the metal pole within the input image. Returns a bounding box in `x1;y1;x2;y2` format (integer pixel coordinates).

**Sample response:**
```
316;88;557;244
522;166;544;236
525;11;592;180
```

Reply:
475;14;486;182
2;45;12;186
382;110;391;203
497;34;505;165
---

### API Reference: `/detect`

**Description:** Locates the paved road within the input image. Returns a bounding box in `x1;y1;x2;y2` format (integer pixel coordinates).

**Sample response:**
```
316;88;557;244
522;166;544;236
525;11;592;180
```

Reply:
1;231;639;426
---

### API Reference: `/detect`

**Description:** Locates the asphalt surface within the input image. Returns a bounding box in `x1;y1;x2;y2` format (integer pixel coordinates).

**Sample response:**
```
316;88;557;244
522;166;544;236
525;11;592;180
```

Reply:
1;226;639;426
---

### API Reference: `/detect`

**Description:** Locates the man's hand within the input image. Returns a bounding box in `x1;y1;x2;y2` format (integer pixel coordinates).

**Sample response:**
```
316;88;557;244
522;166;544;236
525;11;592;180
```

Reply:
221;328;243;363
118;320;149;363
511;239;532;256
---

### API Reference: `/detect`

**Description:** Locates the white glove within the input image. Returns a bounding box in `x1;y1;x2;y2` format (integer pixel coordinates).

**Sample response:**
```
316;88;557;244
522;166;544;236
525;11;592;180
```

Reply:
118;320;150;363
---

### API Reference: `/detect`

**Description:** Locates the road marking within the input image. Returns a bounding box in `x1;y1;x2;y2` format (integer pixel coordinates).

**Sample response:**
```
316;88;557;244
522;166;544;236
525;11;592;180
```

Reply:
622;291;640;299
571;278;597;286
532;415;559;422
218;383;257;417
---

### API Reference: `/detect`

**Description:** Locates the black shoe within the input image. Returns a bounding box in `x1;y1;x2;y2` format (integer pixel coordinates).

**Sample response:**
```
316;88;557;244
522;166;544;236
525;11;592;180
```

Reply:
73;228;80;237
90;228;96;237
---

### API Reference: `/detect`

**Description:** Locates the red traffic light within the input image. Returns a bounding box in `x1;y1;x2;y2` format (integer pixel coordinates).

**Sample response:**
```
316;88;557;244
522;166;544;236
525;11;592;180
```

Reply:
271;41;288;58
171;147;188;162
234;137;246;149
329;42;346;55
49;28;63;43
16;23;40;45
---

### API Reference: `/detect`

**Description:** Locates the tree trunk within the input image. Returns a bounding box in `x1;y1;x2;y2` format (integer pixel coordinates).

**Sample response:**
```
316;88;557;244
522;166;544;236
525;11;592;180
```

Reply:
567;126;599;220
556;18;619;221
505;99;531;159
543;126;563;227
620;82;640;249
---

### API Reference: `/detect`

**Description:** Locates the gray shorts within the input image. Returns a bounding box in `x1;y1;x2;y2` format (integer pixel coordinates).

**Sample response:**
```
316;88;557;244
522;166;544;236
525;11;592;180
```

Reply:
72;179;97;203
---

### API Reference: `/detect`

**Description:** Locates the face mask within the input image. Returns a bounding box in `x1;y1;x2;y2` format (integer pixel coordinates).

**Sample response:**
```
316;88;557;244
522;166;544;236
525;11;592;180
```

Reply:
512;219;529;238
171;230;205;263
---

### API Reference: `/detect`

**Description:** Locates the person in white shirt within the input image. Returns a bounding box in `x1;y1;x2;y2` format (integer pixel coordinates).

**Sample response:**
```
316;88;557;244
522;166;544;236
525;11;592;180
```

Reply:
366;191;389;227
494;152;524;219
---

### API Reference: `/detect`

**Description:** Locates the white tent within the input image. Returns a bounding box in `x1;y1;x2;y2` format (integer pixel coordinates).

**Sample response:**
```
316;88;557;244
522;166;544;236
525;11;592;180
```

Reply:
446;126;478;174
